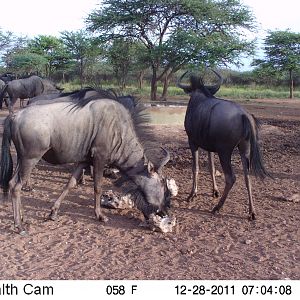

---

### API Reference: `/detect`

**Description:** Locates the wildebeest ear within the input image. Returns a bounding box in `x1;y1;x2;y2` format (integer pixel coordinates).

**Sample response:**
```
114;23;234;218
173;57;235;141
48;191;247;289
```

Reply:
147;161;156;176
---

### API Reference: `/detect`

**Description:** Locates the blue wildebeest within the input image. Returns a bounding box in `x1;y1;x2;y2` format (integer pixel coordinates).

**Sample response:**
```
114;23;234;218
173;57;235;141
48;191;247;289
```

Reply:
0;75;62;113
0;90;173;235
26;88;140;184
178;70;270;220
0;79;5;94
0;73;16;83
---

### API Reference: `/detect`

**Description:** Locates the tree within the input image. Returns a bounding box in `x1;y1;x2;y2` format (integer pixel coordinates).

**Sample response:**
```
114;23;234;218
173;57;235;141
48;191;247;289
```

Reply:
6;51;47;75
106;38;148;89
0;29;14;53
86;0;255;100
60;30;101;87
1;29;28;70
253;30;300;98
29;35;69;78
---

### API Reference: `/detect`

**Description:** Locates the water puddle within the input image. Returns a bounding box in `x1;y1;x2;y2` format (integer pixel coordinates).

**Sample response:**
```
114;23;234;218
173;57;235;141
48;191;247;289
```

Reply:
147;106;186;125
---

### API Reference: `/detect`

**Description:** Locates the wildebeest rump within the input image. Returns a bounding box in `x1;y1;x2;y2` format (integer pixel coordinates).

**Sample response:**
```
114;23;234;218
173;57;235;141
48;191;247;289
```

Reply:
178;70;270;220
0;75;61;113
0;91;172;234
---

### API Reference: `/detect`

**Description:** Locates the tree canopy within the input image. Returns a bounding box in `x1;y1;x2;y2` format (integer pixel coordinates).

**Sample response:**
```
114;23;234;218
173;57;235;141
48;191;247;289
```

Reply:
86;0;256;100
253;30;300;98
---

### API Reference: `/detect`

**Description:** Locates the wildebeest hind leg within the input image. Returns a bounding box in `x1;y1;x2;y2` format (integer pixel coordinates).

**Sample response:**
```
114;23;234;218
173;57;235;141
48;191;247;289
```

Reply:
239;142;256;220
187;143;199;201
49;162;88;221
208;152;220;198
212;152;236;215
10;158;40;235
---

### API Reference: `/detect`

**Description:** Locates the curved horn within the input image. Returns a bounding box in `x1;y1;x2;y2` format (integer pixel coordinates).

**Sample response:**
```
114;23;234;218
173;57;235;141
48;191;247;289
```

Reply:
176;71;191;92
157;147;170;173
205;69;223;96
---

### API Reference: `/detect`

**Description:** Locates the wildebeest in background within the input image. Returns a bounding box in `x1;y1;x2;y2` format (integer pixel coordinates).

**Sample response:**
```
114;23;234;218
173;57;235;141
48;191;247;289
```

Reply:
178;70;270;220
0;75;62;113
0;73;16;83
26;91;62;105
0;89;173;235
27;87;138;110
0;79;5;93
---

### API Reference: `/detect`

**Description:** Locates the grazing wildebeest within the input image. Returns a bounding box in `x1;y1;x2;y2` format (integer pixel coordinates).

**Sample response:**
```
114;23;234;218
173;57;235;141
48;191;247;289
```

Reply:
178;70;270;220
0;90;173;234
26;88;140;184
0;75;62;113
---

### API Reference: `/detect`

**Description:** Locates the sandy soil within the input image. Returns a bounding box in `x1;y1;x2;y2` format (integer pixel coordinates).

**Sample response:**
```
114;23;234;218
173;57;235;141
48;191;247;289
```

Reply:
0;99;299;280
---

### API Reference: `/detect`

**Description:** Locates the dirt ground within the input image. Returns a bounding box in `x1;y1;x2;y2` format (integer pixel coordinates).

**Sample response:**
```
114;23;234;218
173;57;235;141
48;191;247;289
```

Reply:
0;99;299;280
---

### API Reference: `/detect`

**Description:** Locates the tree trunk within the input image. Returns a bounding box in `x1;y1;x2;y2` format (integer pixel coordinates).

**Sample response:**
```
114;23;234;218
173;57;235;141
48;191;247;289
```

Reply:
138;70;145;89
80;59;84;88
289;69;294;99
62;72;65;84
160;74;171;101
150;66;158;101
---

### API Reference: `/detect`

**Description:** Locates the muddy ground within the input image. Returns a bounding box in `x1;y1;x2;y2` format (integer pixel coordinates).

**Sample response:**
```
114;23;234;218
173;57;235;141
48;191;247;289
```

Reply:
0;99;299;280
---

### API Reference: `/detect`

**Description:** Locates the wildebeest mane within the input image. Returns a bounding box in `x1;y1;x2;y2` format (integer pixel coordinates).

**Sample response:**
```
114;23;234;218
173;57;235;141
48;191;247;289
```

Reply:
190;75;214;97
69;88;154;154
68;87;117;103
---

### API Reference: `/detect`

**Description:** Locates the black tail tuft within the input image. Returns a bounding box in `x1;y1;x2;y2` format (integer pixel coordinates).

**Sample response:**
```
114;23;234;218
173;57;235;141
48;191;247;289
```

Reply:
243;115;271;180
0;115;14;192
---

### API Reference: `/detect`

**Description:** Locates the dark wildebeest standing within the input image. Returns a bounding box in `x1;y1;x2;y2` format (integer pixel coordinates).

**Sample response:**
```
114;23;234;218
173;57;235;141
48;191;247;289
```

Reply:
178;70;270;220
0;90;173;234
0;75;62;113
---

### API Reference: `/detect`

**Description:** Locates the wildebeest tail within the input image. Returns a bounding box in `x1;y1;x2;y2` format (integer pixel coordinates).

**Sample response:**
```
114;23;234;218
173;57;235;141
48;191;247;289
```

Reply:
242;114;271;179
0;84;8;110
0;115;14;192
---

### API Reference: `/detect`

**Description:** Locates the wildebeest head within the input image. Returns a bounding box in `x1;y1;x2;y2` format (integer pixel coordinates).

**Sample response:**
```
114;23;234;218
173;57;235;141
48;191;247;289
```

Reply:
177;69;223;96
131;148;177;219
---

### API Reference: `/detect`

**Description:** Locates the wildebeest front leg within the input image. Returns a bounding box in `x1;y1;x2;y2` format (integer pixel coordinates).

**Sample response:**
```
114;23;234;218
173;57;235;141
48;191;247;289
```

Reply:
212;152;236;215
187;142;199;201
208;152;220;198
93;156;108;223
49;162;88;221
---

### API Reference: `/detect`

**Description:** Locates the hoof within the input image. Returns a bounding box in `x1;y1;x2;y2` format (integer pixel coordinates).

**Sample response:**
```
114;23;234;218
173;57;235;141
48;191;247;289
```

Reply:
48;211;58;221
96;214;109;223
211;206;220;215
187;193;197;202
248;212;256;221
212;190;220;198
15;227;28;236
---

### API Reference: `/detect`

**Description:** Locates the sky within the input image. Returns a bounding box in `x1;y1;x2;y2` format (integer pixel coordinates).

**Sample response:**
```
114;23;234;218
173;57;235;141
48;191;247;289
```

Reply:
0;0;299;69
0;0;100;37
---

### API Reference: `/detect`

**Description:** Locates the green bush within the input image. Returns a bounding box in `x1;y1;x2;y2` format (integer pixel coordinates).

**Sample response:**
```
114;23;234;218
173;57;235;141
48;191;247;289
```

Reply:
60;82;299;100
